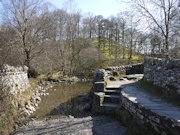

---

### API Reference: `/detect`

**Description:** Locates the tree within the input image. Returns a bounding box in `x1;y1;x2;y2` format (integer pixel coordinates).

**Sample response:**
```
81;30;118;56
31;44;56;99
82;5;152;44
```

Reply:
0;25;21;66
1;0;48;69
122;13;139;60
64;0;82;75
82;12;96;38
117;15;126;59
130;0;179;54
169;5;180;51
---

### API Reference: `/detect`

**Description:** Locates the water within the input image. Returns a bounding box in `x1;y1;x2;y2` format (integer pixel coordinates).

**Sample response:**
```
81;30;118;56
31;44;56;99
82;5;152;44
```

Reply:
32;81;93;119
13;81;127;135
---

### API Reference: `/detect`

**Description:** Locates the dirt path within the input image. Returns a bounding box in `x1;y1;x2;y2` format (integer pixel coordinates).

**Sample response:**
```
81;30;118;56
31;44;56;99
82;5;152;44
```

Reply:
12;116;126;135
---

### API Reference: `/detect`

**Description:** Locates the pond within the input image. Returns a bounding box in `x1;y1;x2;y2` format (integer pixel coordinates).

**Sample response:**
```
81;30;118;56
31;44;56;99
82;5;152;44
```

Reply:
32;81;93;119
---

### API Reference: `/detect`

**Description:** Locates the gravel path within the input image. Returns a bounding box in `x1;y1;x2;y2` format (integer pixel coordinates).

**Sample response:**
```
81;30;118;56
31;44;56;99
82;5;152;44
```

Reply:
12;116;126;135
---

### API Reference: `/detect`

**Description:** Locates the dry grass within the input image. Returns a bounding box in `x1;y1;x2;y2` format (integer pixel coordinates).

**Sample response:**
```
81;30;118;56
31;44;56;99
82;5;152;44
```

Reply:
0;78;39;135
0;95;18;134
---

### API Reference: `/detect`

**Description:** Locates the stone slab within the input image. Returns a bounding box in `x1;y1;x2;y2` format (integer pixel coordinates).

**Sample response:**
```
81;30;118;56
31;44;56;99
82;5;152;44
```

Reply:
102;103;118;108
104;95;120;98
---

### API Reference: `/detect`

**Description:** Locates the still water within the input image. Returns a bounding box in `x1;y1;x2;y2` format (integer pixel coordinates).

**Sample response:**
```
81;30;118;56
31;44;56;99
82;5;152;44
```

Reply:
32;81;93;119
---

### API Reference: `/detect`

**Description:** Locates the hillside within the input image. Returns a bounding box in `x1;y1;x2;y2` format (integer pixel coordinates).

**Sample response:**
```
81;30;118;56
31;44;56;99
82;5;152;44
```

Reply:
92;37;143;66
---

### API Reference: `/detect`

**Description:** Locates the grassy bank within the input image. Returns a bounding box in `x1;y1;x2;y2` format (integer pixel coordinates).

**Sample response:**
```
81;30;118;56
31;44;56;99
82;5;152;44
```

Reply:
0;78;39;135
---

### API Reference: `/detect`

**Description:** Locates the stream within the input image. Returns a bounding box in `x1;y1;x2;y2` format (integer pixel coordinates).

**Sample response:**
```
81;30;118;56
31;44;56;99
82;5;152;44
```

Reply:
32;81;93;119
13;81;126;135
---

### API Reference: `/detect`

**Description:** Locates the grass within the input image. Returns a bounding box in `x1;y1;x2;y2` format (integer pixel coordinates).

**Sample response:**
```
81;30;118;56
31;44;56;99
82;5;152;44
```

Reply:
0;97;18;135
137;78;180;106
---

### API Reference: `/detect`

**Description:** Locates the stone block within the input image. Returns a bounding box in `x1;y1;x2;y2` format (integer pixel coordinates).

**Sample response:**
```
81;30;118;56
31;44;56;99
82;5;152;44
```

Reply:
0;64;29;96
93;82;104;92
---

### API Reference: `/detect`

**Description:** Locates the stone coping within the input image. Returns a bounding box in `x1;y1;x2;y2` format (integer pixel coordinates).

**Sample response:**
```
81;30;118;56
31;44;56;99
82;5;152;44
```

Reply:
0;64;28;73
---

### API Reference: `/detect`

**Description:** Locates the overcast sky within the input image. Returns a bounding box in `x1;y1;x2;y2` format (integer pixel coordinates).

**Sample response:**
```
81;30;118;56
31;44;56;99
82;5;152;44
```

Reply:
46;0;128;17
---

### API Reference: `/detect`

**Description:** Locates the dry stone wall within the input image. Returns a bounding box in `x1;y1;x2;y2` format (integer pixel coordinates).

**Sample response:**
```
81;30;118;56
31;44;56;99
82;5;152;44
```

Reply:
106;63;144;75
120;95;180;135
144;57;180;95
0;64;29;95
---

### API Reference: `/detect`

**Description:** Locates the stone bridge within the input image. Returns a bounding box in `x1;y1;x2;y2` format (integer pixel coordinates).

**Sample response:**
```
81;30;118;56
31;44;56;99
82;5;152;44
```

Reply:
92;61;180;135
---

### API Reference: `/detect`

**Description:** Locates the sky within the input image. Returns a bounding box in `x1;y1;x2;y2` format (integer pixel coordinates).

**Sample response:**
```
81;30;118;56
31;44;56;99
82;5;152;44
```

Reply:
46;0;128;18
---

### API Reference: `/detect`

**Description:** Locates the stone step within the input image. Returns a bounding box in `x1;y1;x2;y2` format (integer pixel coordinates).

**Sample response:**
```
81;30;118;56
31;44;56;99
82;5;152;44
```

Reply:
103;95;120;104
105;87;121;90
104;95;120;98
102;103;118;108
104;89;121;95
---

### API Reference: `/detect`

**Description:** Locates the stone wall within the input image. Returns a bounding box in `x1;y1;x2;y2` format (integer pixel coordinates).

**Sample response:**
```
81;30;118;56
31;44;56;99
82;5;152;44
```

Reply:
106;63;144;75
144;57;180;95
125;63;144;75
0;64;29;95
120;94;180;135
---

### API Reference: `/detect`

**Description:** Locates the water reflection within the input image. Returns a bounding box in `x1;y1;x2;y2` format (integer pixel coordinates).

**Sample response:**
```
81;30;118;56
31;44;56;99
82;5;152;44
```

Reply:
50;93;92;117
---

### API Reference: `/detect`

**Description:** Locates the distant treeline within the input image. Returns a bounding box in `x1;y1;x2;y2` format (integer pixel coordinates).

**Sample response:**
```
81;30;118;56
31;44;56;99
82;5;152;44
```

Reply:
0;0;179;76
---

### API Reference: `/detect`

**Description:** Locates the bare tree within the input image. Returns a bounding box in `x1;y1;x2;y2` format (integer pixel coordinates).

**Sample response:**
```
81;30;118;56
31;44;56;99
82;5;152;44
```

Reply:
82;12;96;38
0;24;25;66
118;16;126;59
1;0;48;69
130;0;179;53
123;13;139;60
